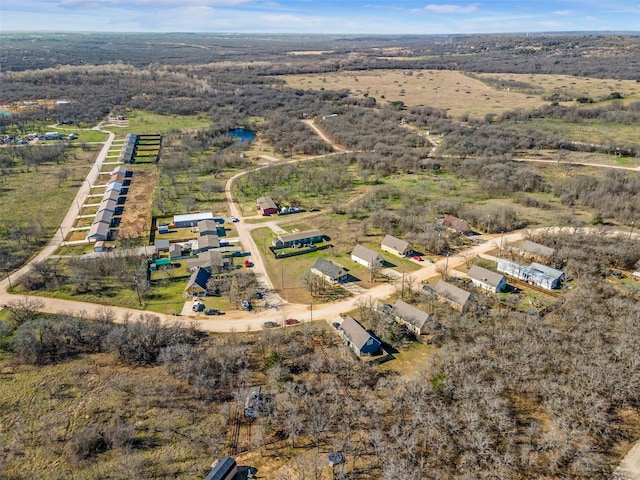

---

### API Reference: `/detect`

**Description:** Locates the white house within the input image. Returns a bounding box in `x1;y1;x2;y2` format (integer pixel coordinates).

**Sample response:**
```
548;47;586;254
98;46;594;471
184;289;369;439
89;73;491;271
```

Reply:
351;245;384;269
468;265;507;293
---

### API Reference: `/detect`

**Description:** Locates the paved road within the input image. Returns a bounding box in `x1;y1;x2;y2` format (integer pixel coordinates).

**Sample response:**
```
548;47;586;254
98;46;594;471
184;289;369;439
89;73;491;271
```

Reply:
613;441;640;480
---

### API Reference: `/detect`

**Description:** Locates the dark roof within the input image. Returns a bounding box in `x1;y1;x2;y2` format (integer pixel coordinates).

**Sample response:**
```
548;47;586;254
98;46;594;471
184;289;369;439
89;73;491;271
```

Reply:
351;245;382;266
185;267;211;292
468;265;505;289
520;240;555;258
391;299;430;332
311;257;345;280
381;234;411;253
340;315;380;351
204;456;236;480
434;280;471;308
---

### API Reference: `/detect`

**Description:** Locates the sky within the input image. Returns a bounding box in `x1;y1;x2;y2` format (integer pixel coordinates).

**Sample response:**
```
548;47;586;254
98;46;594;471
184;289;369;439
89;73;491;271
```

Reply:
2;0;640;34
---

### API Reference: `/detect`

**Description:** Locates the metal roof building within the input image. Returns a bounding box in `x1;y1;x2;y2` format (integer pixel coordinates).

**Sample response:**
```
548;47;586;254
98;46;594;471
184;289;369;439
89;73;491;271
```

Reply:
173;212;214;228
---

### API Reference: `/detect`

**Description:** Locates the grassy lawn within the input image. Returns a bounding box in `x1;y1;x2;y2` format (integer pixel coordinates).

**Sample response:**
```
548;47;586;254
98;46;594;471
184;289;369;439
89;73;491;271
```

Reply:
51;128;109;143
379;340;434;374
0;145;99;267
104;110;211;134
515;118;640;147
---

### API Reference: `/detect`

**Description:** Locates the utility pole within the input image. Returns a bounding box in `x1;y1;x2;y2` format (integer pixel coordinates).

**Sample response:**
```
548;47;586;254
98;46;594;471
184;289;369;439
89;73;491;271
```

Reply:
401;270;405;299
445;252;449;278
629;220;636;241
499;231;505;257
133;275;142;306
309;300;313;323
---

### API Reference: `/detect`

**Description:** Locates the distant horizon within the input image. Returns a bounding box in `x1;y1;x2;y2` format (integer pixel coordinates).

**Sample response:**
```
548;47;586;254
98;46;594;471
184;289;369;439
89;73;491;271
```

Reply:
2;30;640;36
3;1;640;35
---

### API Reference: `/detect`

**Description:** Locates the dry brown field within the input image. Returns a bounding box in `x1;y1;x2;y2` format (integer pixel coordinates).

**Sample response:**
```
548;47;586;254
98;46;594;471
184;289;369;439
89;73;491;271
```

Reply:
281;69;640;120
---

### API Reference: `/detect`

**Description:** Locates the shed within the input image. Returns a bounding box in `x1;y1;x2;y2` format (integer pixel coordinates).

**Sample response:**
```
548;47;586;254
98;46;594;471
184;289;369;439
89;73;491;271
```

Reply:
433;280;471;311
339;315;382;356
174;212;214;228
93;241;106;253
158;225;169;234
391;299;432;335
169;243;182;258
257;196;278;216
351;245;384;269
468;265;506;293
381;234;412;257
155;239;170;252
310;258;347;284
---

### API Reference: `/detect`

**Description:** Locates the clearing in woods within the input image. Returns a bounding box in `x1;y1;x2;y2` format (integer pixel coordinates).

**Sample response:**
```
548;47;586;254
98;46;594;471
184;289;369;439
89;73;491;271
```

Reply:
281;69;640;120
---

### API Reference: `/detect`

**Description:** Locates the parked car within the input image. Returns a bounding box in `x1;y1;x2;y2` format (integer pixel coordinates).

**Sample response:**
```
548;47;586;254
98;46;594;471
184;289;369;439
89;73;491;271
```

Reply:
310;208;320;212
241;300;252;311
231;216;239;222
204;308;224;315
263;321;279;328
192;302;205;312
413;255;423;261
244;259;253;268
284;318;299;325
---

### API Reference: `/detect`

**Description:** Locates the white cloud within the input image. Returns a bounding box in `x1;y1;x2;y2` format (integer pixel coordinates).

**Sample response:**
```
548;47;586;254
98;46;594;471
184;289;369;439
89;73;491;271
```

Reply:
422;3;479;14
553;9;572;16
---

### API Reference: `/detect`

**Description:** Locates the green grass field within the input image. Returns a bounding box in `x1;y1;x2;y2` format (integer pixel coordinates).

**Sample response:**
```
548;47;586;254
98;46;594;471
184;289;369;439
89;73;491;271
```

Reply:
105;110;211;134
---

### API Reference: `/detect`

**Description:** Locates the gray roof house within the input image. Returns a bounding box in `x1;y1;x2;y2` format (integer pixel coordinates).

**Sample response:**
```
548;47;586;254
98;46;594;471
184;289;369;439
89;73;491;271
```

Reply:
391;299;431;335
468;265;507;293
351;245;384;269
106;180;123;193
310;258;347;284
381;234;412;257
272;229;323;248
102;189;121;203
94;209;114;226
98;198;118;214
520;240;555;260
194;234;220;254
187;250;230;273
86;222;110;242
339;315;382;357
197;219;219;236
433;280;471;311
